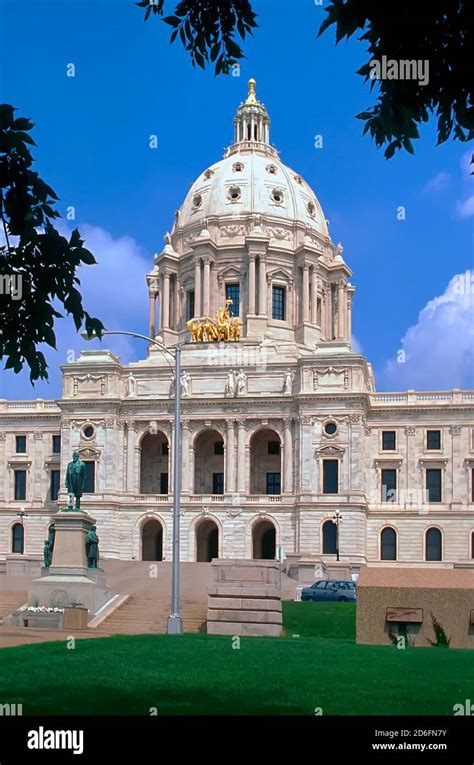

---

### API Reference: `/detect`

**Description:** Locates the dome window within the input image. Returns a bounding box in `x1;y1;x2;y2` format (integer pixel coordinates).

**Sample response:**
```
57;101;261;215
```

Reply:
228;186;242;202
203;169;214;179
266;164;277;174
294;175;303;185
324;421;338;437
271;188;284;205
307;202;316;217
192;194;203;209
232;162;244;172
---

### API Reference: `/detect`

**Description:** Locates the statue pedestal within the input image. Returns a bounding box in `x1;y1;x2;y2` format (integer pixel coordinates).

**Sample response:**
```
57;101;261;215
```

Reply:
28;510;112;617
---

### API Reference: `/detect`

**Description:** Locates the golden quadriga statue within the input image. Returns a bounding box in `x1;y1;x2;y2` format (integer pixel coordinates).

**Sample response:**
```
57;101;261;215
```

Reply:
187;300;241;342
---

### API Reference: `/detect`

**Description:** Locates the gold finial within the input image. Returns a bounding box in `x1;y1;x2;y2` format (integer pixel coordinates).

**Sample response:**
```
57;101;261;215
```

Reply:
246;78;257;104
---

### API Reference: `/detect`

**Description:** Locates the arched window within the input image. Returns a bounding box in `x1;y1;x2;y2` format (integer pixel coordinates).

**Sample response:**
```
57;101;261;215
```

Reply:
425;527;442;561
11;523;24;554
380;527;397;561
322;520;337;554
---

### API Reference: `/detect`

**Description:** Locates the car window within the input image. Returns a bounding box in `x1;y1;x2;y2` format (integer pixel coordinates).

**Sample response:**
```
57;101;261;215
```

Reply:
313;581;326;589
338;582;349;590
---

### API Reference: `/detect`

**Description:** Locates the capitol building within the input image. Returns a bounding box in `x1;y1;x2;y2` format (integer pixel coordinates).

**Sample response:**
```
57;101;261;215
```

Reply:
1;80;473;574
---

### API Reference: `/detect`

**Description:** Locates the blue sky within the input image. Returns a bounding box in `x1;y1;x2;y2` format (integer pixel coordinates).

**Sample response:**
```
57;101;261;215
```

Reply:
0;0;472;399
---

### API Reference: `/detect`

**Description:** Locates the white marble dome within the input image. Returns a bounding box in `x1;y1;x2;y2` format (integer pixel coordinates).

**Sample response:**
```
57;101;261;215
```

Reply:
174;79;328;239
176;150;328;236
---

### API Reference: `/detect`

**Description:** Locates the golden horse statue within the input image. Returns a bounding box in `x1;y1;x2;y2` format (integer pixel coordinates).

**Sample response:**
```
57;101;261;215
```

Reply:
187;300;241;342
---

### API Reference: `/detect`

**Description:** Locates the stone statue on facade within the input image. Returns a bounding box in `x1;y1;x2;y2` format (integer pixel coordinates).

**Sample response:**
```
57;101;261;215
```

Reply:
237;369;247;396
180;370;190;397
86;525;100;568
283;368;294;395
65;451;86;510
127;372;136;397
225;369;236;397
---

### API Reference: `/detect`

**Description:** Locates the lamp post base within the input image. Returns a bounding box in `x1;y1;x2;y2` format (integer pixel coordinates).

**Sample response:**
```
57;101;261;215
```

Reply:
166;614;183;635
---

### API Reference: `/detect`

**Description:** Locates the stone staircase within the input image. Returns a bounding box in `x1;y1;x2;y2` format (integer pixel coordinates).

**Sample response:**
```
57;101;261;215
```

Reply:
95;595;207;635
0;591;27;622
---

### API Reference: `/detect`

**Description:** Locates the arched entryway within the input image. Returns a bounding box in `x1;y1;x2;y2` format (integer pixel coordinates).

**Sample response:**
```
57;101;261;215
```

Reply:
322;520;337;554
196;519;219;562
141;519;163;561
249;429;281;494
252;520;276;559
194;429;224;495
140;432;169;494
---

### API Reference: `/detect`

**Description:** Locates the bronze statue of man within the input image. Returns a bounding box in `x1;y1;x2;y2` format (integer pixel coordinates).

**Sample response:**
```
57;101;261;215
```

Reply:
43;540;52;568
86;525;99;568
65;451;86;510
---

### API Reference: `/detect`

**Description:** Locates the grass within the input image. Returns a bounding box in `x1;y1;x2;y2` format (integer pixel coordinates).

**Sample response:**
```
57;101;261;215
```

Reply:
0;602;471;715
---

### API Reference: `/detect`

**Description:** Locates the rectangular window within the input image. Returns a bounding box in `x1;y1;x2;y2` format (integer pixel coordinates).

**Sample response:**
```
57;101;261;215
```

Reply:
225;283;240;316
160;473;169;495
50;470;60;501
14;470;26;501
272;286;286;321
426;468;442;502
186;290;195;321
15;435;26;454
323;460;339;494
52;435;61;454
427;430;441;450
214;441;224;455
268;440;280;455
84;461;95;493
382;431;396;451
381;469;397;502
212;472;224;495
472;468;474;503
266;472;281;495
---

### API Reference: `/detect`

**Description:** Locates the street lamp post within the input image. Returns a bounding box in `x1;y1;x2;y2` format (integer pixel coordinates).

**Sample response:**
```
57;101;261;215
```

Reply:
82;330;183;635
332;510;342;562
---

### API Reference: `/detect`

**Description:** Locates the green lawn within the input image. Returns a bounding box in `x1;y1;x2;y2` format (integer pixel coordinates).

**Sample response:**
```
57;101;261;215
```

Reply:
0;602;471;715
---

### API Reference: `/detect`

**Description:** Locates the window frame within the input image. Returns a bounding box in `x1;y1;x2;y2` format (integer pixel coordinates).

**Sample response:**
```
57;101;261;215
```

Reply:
426;467;442;503
15;435;27;454
322;459;339;495
50;469;61;502
381;468;397;503
426;429;441;451
266;472;281;495
225;283;240;317
14;469;26;501
271;285;286;321
52;434;61;454
382;430;396;451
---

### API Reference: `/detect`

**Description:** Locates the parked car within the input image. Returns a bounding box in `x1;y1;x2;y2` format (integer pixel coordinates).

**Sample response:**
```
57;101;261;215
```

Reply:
301;579;357;602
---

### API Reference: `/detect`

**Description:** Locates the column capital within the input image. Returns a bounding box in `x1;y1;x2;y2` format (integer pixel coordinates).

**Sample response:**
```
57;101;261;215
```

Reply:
226;418;236;428
202;254;213;266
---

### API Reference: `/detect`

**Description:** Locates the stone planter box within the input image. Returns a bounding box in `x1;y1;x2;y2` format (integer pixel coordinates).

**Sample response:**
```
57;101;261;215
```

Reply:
63;607;88;630
19;611;64;629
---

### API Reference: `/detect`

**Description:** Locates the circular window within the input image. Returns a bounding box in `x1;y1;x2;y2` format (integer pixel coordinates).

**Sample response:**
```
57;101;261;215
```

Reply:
324;421;337;436
232;162;244;172
82;425;95;439
307;201;316;217
228;186;241;202
271;188;284;204
266;164;278;174
192;194;202;209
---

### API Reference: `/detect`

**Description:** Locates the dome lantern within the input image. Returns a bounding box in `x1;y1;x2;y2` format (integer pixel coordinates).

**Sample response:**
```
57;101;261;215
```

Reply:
233;78;271;146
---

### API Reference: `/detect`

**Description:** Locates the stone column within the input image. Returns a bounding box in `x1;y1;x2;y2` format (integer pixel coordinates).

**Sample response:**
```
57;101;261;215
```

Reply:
258;256;267;315
266;274;272;320
337;282;345;339
248;254;256;315
237;419;246;494
346;290;353;343
189;438;195;494
126;422;136;493
181;421;190;494
326;284;332;340
162;272;170;329
169;423;174;492
149;287;157;338
242;117;247;141
226;419;236;493
194;258;201;318
311;269;318;325
258;114;263;141
302;265;310;323
174;280;181;330
203;256;211;316
283;418;293;493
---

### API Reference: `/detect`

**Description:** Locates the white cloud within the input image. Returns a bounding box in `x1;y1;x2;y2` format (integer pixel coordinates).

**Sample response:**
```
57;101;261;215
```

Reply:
456;195;474;218
0;224;150;400
423;171;450;194
380;270;474;390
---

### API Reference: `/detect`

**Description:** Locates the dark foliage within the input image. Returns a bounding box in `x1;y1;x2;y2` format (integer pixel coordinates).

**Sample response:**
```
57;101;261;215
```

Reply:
0;104;103;383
